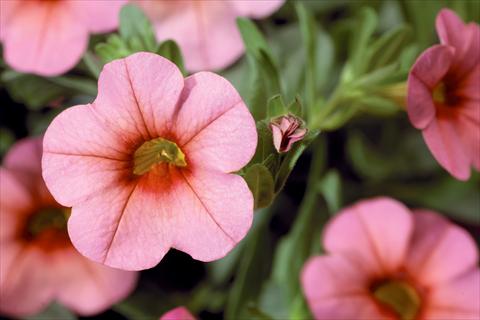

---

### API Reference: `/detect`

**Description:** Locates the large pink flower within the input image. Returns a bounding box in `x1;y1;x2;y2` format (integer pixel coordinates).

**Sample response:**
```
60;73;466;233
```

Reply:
160;307;195;320
42;52;257;271
0;137;138;317
132;0;284;72
301;197;480;319
407;9;480;180
0;0;126;76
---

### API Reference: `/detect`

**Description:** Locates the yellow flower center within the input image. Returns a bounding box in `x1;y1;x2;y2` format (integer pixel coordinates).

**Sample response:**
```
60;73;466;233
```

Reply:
133;137;187;175
373;280;421;320
432;82;447;104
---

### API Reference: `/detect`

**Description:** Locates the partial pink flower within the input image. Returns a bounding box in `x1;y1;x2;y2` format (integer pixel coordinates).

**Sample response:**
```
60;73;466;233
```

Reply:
0;0;126;76
407;9;480;180
160;307;195;320
42;52;257;271
0;137;138;317
269;114;308;153
301;197;480;320
132;0;285;72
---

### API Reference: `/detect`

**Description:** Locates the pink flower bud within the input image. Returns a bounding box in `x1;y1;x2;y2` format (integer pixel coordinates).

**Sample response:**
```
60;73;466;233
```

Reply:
269;114;308;153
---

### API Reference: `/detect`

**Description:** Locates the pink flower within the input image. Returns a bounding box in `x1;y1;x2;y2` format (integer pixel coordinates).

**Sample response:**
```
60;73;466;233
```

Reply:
160;307;195;320
407;9;480;180
42;52;257;271
301;197;480;320
269;114;308;153
0;137;138;317
0;0;126;76
132;0;284;72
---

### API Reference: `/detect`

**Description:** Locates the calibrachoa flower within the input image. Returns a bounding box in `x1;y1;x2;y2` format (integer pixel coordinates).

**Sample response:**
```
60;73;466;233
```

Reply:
407;9;480;180
42;52;257;271
301;197;480;320
0;0;126;76
269;114;308;153
132;0;284;72
160;307;195;320
0;137;138;317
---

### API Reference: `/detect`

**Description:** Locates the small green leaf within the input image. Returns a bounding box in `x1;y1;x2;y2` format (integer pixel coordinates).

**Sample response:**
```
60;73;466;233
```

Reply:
95;35;131;63
157;40;186;75
250;120;276;165
237;18;270;57
25;303;76;320
317;170;342;214
350;7;378;76
267;95;287;119
287;95;303;117
119;4;157;52
366;25;412;72
244;164;275;209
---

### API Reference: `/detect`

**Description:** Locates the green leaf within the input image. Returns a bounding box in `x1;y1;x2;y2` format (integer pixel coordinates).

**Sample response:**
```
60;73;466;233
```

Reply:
267;95;287;119
250;120;275;165
119;4;157;52
95;34;131;63
237;18;270;57
274;130;319;193
317;170;342;214
366;25;412;72
25;303;76;320
1;71;95;109
350;7;378;76
295;2;318;116
157;40;186;75
287;95;303;117
244;164;275;209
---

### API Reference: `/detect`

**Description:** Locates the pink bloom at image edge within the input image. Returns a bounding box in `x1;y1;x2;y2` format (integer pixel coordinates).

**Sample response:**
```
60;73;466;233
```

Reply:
0;0;126;76
407;9;480;180
301;197;480;320
0;137;138;317
132;0;285;72
160;307;196;320
42;52;257;271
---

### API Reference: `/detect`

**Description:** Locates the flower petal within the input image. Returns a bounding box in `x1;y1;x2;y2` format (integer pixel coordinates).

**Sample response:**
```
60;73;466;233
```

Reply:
0;169;33;241
230;0;284;18
93;52;184;140
0;246;54;317
42;105;134;207
405;210;478;286
176;72;257;172
425;269;480;320
160;307;196;320
68;168;252;270
455;99;480;171
3;1;88;76
422;112;471;180
0;0;20;41
301;255;383;319
436;9;467;49
170;169;253;261
54;249;138;315
407;45;454;129
70;0;126;33
323;197;413;276
147;1;244;71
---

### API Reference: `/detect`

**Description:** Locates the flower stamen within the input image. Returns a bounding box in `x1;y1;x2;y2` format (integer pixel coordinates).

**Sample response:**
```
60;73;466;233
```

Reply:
133;137;187;175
